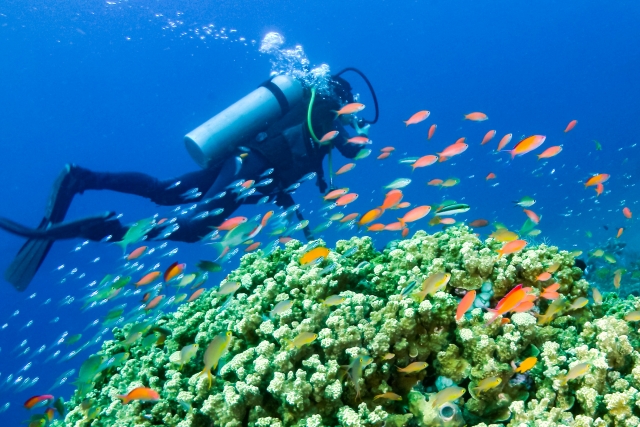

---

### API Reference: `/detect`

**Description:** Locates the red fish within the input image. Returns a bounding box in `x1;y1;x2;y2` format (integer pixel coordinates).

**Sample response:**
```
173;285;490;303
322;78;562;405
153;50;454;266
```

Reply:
340;213;359;222
380;189;403;211
523;209;540;224
336;193;359;206
336;163;356;175
469;219;489;228
381;146;396;152
127;246;148;261
188;288;205;302
145;295;165;311
456;290;476;320
428;124;437;140
464;112;488;121
245;242;261;252
217;216;248;231
411;155;438;170
497;133;512;151
24;395;54;410
595;183;604;197
403;110;430;126
428;179;443;186
400;206;431;224
564;120;577;133
318;131;339;144
261;211;274;228
486;172;496;180
497;240;527;258
377;152;391;160
333;103;365;117
538;146;563;159
623;207;632;219
438;142;468;161
347;136;371;144
324;188;349;200
367;223;385;232
135;271;161;287
481;130;496;145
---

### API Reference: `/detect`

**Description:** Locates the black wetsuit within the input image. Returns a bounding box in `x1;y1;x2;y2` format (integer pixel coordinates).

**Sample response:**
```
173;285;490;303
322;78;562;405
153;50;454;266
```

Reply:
71;91;360;243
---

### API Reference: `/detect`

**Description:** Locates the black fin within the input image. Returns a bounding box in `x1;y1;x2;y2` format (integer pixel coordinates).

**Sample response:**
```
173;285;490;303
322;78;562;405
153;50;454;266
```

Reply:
5;236;54;292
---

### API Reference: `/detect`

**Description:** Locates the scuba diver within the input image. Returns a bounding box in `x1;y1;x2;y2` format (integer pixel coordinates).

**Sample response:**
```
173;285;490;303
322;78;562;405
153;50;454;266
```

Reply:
0;68;378;291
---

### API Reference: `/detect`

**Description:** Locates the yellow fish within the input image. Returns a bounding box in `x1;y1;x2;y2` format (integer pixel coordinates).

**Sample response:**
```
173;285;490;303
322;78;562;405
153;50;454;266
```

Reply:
344;356;373;401
514;357;537;373
490;229;519;242
321;295;346;307
172;344;199;370
382;353;396;360
397;361;428;373
213;281;241;296
200;332;232;388
432;386;466;409
373;392;402;401
592;287;603;305
624;311;640;321
473;376;501;393
603;254;617;264
570;250;583;257
415;272;451;301
568;297;588;311
299;247;330;265
590;249;604;257
559;362;590;385
286;332;317;350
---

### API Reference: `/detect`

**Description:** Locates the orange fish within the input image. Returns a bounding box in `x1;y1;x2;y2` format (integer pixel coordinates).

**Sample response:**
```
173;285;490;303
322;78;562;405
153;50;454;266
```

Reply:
340;213;359;222
396;202;411;209
318;130;339;144
336;163;356;175
411;155;438;170
464;112;488;121
439;217;456;225
135;271;161;287
241;180;255;189
512;300;535;313
381;146;396;152
595;183;604;197
523;209;540;224
117;387;160;404
428;124;437;140
487;286;526;324
127;246;148;261
384;222;404;231
324;188;349;200
217;216;248;231
347;136;370;144
377;152;391;160
438;142;468;161
427;179;443;186
584;174;610;187
623;207;632;219
401;206;431;224
564;120;577;133
617;227;624;239
456;290;476;320
336;193;358;206
188;288;205;302
497;133;513;151
537;272;552;281
486;172;496;180
380;189;403;210
145;295;165;311
245;242;261;252
402;227;409;238
469;219;489;228
333;103;365;117
164;262;185;282
540;282;560;300
481;130;496;145
497;240;527;258
403;110;430;126
24;394;54;409
367;223;385;232
538;146;562;159
359;208;383;227
261;210;274;228
507;135;546;158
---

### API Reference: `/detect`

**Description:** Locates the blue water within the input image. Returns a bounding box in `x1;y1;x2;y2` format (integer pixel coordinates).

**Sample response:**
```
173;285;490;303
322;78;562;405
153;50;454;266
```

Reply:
1;0;639;424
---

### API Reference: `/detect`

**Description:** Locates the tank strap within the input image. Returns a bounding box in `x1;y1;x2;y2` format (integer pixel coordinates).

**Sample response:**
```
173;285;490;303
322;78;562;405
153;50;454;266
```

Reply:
260;80;290;116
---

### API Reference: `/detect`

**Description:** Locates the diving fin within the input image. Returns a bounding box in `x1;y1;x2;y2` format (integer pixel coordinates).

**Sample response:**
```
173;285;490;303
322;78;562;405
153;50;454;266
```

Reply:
2;212;118;292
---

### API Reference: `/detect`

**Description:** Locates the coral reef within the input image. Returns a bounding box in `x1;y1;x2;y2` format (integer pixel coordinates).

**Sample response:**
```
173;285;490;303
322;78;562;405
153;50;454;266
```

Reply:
54;226;640;426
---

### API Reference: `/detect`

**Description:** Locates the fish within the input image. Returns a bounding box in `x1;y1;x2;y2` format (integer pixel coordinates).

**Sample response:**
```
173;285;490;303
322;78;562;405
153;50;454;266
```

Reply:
437;142;468;161
188;288;205;302
300;247;330;265
469;219;489;228
336;193;359;206
415;272;451;301
344;356;373;401
486;285;526;324
624;311;640;321
377;152;391;160
373;392;402;401
473;376;502;393
333;103;365;117
523;209;540;224
564;119;578;132
336;163;356;175
434;203;469;216
321;295;346;306
114;218;156;253
401;206;431;224
354;149;371;160
514;196;536;207
397;361;428;373
456;290;476;321
559;362;590;385
348;136;371;144
411;155;438;170
617;228;624;239
432;386;466;409
540;283;560;300
613;270;622;289
481;130;496;145
117;387;160;404
428;179;444;186
497;240;527;258
213;281;241;296
24;394;54;410
172;344;199;369
464;112;488;121
145;295;165;311
318;131;339;144
514;357;538;373
270;299;293;319
428;124;437;140
403;110;430;126
506;135;546;158
592;287;603;305
384;178;412;190
127;246;148;260
164;262;185;282
538;146;563;159
584;174;610;187
200;332;232;388
380;189;403;210
217;216;248;231
286;331;317;350
196;260;222;272
486;172;496;180
497;133;513;151
623;207;632;219
324;188;349;200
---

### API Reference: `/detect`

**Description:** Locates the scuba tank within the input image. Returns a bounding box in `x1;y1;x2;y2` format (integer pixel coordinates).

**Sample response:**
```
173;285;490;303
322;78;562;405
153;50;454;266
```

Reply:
185;75;304;168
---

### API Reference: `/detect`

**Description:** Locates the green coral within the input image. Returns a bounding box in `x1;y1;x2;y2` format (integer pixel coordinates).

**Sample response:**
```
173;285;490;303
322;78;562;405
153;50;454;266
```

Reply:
53;226;640;426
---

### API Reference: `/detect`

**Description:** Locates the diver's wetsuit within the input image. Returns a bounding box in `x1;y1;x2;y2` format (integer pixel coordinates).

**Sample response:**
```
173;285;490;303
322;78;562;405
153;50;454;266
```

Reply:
57;89;360;243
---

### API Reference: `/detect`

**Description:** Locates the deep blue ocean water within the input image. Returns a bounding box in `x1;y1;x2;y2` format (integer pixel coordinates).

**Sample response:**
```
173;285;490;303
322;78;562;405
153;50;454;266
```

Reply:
1;0;639;424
